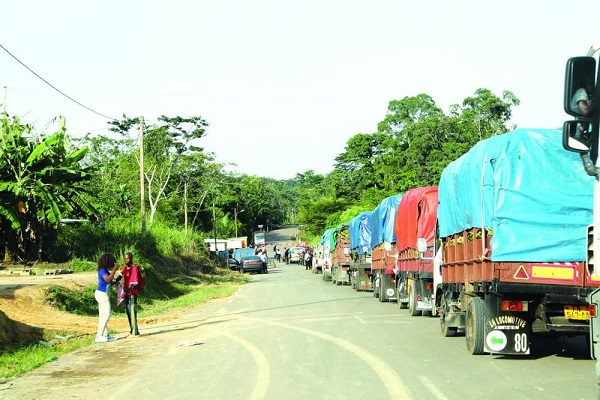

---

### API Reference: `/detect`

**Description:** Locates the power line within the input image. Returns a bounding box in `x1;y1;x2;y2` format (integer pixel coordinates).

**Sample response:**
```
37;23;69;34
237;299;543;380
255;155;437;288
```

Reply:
0;43;116;120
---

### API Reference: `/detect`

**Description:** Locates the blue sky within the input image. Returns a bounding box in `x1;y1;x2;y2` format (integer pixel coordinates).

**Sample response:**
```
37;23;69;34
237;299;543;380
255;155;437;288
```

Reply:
2;1;600;180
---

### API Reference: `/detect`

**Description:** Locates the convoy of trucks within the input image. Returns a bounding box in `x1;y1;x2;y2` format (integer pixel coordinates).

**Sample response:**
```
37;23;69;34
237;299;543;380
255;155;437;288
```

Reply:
316;125;598;355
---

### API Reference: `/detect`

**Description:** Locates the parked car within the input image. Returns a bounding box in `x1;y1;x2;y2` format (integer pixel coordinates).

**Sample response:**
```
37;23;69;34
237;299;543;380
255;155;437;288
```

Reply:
227;257;240;271
239;255;266;274
289;247;306;264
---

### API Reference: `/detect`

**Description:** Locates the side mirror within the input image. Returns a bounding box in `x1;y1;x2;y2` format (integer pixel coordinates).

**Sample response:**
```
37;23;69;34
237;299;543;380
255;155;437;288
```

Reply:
417;238;428;253
564;57;596;118
563;120;592;153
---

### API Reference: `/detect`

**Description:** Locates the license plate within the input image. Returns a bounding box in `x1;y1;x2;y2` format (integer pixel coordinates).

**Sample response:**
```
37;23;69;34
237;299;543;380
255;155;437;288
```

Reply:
564;305;590;320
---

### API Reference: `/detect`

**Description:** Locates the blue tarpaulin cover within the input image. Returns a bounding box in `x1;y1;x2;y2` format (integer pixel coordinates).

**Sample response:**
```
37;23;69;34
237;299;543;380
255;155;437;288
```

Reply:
437;128;594;262
370;194;403;249
321;227;336;255
349;211;372;254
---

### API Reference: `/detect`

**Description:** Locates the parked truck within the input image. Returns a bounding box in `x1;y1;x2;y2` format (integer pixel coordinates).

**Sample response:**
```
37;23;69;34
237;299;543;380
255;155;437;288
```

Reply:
435;127;598;355
371;194;403;302
320;228;335;281
394;186;438;316
349;211;373;292
330;224;352;286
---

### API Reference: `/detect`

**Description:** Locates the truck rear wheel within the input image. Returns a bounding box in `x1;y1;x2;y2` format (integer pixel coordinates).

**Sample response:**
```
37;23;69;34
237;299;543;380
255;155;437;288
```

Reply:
440;297;457;337
466;297;486;355
408;281;420;316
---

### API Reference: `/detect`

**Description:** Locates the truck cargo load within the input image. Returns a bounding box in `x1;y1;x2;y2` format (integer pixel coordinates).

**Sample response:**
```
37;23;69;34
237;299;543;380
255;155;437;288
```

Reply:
438;128;593;262
349;211;373;291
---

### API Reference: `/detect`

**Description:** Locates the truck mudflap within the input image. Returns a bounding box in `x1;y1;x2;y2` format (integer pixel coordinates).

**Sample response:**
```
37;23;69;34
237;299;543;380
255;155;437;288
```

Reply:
353;265;373;291
374;269;396;302
484;313;530;355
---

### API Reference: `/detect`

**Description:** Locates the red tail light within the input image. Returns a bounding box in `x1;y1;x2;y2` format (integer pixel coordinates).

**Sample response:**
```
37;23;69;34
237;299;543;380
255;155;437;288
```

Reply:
501;300;528;312
389;276;395;283
591;304;597;318
425;282;433;291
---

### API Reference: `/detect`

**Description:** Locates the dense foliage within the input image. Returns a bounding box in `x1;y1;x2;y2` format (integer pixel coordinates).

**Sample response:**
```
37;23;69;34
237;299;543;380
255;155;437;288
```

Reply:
0;87;519;262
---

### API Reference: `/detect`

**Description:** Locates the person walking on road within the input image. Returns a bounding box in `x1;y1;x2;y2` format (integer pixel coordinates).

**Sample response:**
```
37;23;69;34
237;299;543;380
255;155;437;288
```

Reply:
94;253;119;343
305;251;313;271
119;252;143;337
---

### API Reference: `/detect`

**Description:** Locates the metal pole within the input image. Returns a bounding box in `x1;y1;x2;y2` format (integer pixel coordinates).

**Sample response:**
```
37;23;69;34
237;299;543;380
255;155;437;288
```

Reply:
234;207;238;238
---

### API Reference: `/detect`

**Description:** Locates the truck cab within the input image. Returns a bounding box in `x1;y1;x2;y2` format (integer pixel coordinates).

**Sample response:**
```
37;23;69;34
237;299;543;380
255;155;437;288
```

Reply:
562;46;600;370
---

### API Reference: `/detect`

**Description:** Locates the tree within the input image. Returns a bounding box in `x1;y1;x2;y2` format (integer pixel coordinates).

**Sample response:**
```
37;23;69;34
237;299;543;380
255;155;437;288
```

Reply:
108;115;210;225
0;114;98;260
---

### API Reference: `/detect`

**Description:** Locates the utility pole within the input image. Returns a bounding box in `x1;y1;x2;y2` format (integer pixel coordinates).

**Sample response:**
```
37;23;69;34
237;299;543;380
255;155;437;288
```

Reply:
213;202;217;255
234;207;244;238
184;180;188;235
139;116;146;238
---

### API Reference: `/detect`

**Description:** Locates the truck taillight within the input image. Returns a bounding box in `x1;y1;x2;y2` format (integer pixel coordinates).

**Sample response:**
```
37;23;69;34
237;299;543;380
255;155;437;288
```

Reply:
501;300;528;312
425;282;433;291
591;304;597;318
389;276;395;283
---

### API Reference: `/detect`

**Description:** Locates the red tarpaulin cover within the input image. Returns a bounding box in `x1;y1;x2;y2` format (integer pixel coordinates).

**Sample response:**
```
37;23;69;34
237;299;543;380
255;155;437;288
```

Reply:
395;186;438;253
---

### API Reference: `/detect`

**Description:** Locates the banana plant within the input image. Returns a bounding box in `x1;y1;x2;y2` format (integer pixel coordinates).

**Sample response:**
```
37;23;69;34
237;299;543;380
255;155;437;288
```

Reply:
0;113;99;260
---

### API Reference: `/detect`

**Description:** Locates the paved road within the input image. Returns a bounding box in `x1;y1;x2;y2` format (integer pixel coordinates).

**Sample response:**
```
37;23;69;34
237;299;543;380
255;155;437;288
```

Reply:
4;260;600;400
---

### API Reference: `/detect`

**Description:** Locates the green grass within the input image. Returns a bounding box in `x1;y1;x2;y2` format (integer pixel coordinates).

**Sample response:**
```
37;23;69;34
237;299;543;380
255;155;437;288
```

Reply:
0;333;94;379
139;283;241;315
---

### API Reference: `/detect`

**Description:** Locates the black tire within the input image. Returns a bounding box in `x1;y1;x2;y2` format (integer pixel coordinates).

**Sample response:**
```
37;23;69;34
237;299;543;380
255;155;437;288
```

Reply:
408;282;420;316
440;297;458;337
373;276;379;298
466;297;486;355
378;281;385;302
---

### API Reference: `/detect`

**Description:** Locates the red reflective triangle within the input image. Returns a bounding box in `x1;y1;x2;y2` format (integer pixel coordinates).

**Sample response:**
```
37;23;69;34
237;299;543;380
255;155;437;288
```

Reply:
514;265;529;279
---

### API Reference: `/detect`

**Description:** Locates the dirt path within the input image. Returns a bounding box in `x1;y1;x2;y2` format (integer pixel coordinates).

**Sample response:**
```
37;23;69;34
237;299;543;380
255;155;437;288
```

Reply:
0;271;179;346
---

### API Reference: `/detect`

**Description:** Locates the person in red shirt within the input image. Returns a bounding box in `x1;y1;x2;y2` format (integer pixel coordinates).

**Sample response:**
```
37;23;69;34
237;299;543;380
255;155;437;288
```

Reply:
120;252;142;336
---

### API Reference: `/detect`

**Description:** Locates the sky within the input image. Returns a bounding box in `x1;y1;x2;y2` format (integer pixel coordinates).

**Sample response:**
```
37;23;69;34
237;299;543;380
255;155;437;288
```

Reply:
2;1;600;180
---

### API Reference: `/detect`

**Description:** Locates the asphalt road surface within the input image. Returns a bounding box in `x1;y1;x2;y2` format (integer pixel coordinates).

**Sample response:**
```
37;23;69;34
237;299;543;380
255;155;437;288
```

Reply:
3;233;600;399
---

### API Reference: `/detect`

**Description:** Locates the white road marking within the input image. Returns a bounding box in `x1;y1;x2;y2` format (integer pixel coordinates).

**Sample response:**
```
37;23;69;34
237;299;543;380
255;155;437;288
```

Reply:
223;331;271;400
247;317;413;400
418;376;450;400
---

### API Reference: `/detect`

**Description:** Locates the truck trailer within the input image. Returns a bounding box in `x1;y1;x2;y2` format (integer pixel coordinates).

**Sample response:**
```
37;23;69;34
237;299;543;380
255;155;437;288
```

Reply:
330;223;352;286
371;194;403;302
435;127;598;355
349;211;373;292
394;186;438;316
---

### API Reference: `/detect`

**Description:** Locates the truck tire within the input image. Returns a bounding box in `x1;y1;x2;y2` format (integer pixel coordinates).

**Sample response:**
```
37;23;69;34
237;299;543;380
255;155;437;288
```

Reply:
466;297;486;355
440;297;458;337
408;282;420;316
